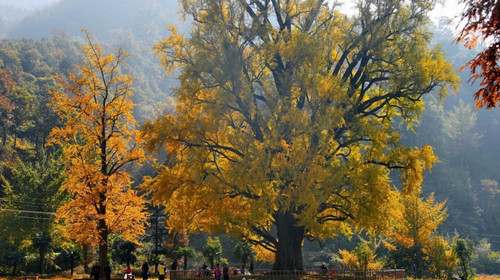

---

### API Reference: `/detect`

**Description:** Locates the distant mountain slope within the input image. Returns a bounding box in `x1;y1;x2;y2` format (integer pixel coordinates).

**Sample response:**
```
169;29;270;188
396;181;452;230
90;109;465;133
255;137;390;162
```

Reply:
4;0;185;123
6;0;182;43
0;4;30;22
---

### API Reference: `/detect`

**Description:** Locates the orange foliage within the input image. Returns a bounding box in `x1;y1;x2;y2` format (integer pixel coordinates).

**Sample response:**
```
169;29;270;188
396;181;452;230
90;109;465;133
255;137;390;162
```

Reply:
48;30;148;266
457;0;500;108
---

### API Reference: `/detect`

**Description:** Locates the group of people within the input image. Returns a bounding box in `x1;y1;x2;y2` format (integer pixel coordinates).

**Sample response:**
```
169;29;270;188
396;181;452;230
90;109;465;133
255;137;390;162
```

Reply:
89;261;162;280
90;259;257;280
200;261;254;279
90;263;113;280
213;263;229;280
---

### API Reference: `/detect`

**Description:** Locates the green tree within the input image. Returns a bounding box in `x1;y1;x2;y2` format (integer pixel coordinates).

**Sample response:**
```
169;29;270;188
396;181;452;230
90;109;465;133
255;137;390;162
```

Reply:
32;231;52;276
233;242;255;268
112;239;138;268
203;237;223;269
442;99;481;167
454;238;474;280
144;0;458;270
471;238;500;275
0;37;81;157
0;60;16;147
175;246;196;270
0;155;65;275
54;246;82;276
0;242;25;275
144;205;169;272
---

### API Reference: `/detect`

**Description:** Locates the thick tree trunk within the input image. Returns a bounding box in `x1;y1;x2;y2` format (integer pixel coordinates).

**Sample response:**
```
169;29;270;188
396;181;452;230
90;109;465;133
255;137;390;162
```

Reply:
98;218;108;278
39;248;45;276
272;211;304;271
83;244;91;273
70;253;74;276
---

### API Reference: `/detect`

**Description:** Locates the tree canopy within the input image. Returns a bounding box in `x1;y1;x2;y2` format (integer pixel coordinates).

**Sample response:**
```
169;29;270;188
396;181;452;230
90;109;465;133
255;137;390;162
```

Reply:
144;0;458;269
48;30;149;272
143;0;459;270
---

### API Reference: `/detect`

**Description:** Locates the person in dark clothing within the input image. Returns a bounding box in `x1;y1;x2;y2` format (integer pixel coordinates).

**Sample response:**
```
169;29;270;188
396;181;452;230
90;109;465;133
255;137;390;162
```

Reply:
320;264;328;275
90;264;101;280
201;262;208;276
249;261;254;274
222;264;229;280
171;260;179;270
142;262;149;280
104;262;112;280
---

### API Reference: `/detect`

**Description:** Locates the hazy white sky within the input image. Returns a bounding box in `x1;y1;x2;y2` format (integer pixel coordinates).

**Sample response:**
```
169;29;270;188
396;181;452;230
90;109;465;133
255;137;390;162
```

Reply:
430;0;464;23
3;0;463;22
337;0;463;23
0;0;58;9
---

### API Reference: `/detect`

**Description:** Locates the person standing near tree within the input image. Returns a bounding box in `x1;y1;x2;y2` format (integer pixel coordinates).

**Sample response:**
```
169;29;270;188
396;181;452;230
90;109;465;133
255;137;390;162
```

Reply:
125;266;133;280
320;264;328;275
222;264;229;280
104;262;112;280
202;262;208;276
171;260;179;270
158;262;166;280
142;262;149;280
90;263;100;280
214;264;221;280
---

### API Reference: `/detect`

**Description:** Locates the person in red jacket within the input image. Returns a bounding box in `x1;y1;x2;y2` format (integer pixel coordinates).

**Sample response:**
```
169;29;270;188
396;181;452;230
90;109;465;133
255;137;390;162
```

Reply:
215;264;221;280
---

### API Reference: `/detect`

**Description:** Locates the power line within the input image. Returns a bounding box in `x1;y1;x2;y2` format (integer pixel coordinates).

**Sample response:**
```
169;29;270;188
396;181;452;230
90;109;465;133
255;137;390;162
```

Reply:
1;214;53;220
9;201;47;206
443;232;500;238
0;207;56;215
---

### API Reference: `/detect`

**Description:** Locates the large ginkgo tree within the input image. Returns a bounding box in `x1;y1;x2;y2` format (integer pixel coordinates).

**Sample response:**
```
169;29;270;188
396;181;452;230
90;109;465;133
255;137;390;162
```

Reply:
143;0;459;270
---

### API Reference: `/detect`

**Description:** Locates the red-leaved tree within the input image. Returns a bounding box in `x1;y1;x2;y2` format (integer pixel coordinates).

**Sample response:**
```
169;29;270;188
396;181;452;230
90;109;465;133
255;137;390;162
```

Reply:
457;0;500;108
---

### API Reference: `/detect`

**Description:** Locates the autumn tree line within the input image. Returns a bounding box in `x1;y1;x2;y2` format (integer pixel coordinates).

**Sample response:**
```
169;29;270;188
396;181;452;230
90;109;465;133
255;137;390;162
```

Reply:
1;0;499;279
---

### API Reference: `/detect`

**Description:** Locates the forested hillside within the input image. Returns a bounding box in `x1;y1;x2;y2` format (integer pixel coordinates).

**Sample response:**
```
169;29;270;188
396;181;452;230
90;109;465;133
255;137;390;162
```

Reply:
410;23;500;241
0;0;498;277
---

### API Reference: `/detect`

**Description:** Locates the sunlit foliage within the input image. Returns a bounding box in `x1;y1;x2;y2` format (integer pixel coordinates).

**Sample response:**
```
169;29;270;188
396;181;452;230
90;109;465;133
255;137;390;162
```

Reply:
143;0;458;270
425;235;457;279
338;241;382;272
48;30;148;271
385;160;448;277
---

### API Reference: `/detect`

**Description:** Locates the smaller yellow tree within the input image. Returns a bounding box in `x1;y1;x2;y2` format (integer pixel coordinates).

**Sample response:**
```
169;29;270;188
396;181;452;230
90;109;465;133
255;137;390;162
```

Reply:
390;192;447;250
49;29;148;272
339;241;382;274
425;235;457;279
385;154;448;278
